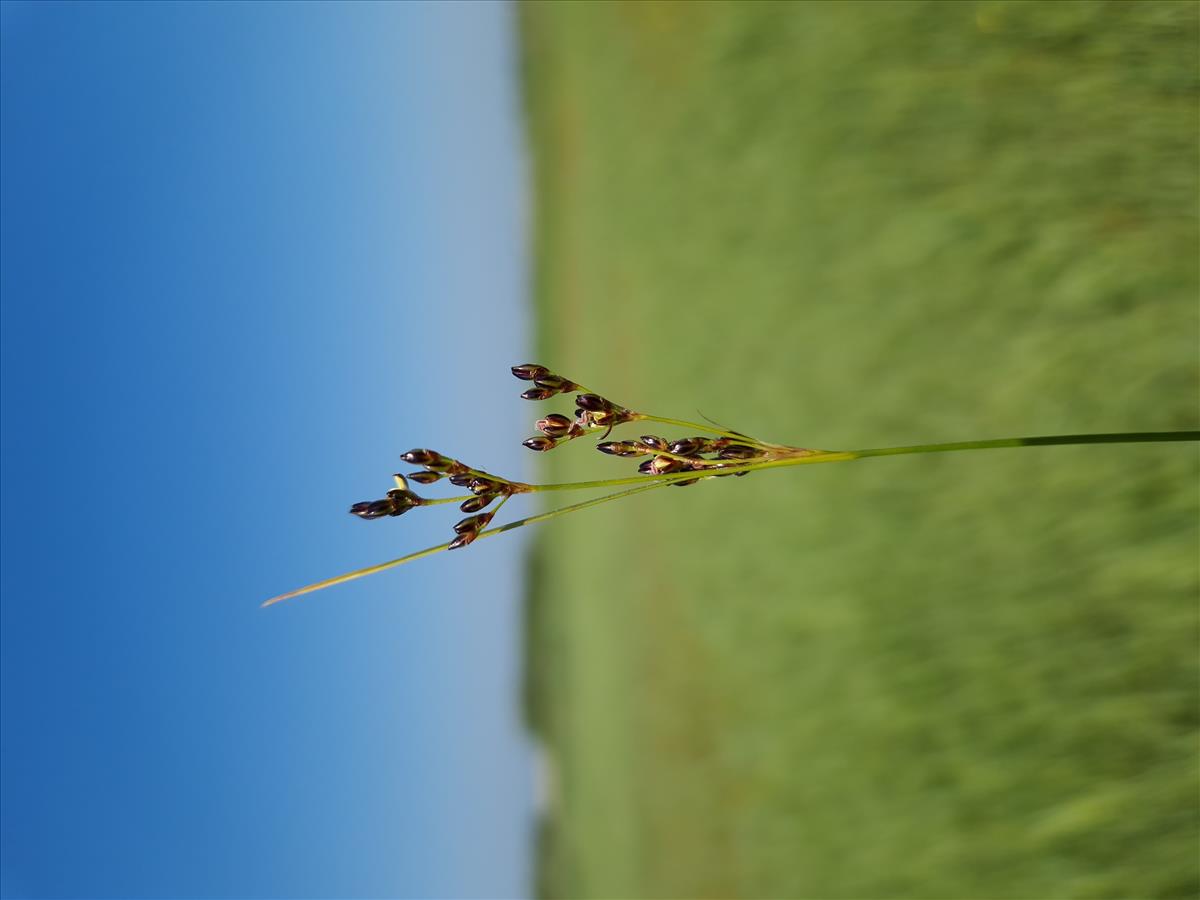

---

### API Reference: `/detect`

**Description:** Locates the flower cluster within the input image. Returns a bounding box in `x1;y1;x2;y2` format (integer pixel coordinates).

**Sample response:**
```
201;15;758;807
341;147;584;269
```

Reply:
514;363;768;484
596;434;764;486
514;364;638;449
347;363;796;553
349;450;523;550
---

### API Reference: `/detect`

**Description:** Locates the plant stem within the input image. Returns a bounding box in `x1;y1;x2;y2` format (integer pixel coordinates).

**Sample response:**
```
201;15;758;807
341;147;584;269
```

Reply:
262;481;667;607
422;495;474;506
850;431;1200;459
527;431;1199;491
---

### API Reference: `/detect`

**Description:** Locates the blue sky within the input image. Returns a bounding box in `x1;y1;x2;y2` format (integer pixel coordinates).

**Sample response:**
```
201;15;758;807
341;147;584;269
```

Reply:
1;2;536;897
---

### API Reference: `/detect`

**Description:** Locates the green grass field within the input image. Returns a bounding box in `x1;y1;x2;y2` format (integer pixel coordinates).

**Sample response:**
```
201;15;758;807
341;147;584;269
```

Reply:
517;3;1199;897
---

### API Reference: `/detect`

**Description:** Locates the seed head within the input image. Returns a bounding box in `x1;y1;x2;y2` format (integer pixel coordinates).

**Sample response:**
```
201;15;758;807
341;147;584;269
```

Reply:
640;435;668;451
349;489;416;520
536;414;575;438
400;449;438;466
638;456;684;475
718;444;764;460
459;494;495;513
578;409;612;428
406;471;443;485
511;363;550;382
349;499;391;519
523;436;557;452
535;374;576;393
448;473;474;487
453;510;495;535
668;438;704;457
401;449;456;472
469;477;504;495
597;441;647;457
650;456;683;474
521;387;556;401
448;533;476;550
575;393;610;413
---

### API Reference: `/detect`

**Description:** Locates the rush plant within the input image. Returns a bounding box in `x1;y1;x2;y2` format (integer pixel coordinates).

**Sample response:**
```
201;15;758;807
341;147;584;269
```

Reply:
263;365;1200;607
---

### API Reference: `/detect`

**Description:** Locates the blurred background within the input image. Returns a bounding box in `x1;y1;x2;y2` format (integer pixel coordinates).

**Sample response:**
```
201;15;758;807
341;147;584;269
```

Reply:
2;2;1198;900
519;2;1198;899
2;2;535;898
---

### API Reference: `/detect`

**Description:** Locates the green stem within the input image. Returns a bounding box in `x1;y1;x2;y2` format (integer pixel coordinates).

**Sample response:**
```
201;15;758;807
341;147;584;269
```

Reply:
422;495;474;506
263;481;667;607
850;431;1200;459
528;431;1200;491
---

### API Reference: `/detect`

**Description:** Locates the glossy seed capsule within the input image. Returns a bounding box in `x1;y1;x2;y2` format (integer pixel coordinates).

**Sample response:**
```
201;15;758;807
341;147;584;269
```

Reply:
574;393;608;412
459;494;493;514
406;471;442;485
669;438;703;456
536;414;574;438
400;448;439;466
533;373;570;391
511;363;550;381
469;478;503;495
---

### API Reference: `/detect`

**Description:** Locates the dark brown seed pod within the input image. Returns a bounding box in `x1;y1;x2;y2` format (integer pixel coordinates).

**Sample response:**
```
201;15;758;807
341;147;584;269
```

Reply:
448;532;476;550
511;363;550;381
469;477;503;495
406;471;442;485
448;473;474;487
453;511;495;534
650;456;683;474
349;499;393;520
597;441;646;457
401;449;456;473
400;448;440;466
459;494;495;514
521;387;556;401
533;373;571;392
522;436;557;452
669;438;704;457
639;435;668;451
574;393;609;412
536;414;574;438
637;458;656;474
719;444;764;460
